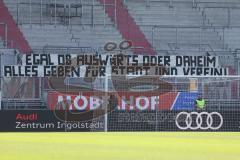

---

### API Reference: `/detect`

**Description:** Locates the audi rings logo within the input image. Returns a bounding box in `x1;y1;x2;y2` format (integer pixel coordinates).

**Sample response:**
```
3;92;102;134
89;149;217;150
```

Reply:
175;112;223;130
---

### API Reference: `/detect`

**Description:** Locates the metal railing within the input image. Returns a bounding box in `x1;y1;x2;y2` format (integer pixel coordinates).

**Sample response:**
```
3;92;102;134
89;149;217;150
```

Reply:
124;0;240;27
124;0;240;7
1;98;46;110
124;0;197;7
9;0;117;27
122;1;240;51
0;23;19;50
41;46;97;54
0;22;8;48
202;7;240;28
149;25;228;52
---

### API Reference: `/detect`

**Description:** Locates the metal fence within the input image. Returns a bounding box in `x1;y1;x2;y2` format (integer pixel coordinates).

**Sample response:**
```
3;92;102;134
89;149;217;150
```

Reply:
152;25;223;52
202;7;240;27
138;25;240;53
8;0;117;27
0;22;8;48
124;0;240;27
2;73;240;110
44;76;240;111
124;0;240;8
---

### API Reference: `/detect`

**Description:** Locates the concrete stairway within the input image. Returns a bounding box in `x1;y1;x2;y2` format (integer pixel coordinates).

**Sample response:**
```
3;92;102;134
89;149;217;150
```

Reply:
70;25;123;50
19;24;78;50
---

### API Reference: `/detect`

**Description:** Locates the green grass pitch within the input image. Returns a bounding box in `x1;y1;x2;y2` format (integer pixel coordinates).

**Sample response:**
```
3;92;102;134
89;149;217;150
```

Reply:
0;132;240;160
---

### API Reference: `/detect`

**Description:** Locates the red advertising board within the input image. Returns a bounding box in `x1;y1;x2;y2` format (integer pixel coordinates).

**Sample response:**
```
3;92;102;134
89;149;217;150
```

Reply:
47;91;178;111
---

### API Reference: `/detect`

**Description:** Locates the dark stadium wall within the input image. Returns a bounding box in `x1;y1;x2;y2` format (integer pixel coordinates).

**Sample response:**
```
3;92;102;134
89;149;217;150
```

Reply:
98;0;156;55
0;1;32;53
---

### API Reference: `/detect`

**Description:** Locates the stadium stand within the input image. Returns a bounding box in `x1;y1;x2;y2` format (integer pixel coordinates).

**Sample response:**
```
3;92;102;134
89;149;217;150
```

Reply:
224;28;240;50
124;0;225;53
99;0;156;54
1;0;240;111
19;24;78;49
197;1;240;51
3;0;239;54
3;0;123;51
1;0;240;53
70;25;123;51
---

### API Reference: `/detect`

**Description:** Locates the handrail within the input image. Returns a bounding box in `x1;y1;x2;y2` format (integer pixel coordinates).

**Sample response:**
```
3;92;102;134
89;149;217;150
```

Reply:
2;98;43;101
13;0;116;26
133;24;240;29
124;0;240;7
9;2;115;7
167;42;215;52
196;1;240;5
151;25;228;52
42;45;97;54
124;0;240;4
202;6;240;28
152;24;235;29
0;22;8;48
155;49;232;54
204;6;240;9
124;0;240;28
